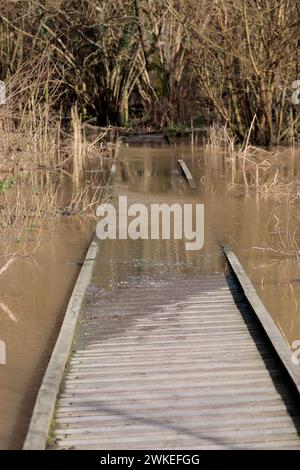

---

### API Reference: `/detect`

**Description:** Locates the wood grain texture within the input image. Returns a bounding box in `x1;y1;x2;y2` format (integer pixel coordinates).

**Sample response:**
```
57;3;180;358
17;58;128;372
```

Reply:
223;244;300;394
23;240;99;450
51;275;300;450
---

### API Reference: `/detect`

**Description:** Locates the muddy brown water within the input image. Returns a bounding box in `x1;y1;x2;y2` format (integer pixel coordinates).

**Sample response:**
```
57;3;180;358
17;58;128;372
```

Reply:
0;218;95;449
91;142;300;347
1;140;300;449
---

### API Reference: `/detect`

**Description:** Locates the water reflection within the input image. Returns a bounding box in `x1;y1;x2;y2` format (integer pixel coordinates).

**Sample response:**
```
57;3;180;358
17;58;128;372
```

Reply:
1;139;300;449
93;143;300;349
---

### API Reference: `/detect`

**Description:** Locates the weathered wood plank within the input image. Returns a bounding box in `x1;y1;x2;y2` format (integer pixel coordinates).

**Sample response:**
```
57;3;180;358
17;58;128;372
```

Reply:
23;239;99;450
222;244;300;394
50;274;300;450
178;159;197;189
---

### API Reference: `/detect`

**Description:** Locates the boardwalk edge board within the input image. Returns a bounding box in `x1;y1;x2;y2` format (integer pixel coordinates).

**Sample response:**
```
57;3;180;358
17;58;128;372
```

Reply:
178;159;197;189
22;238;99;450
222;244;300;394
52;271;300;449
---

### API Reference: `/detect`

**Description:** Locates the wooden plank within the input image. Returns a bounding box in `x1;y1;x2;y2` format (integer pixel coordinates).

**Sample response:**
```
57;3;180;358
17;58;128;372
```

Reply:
178;158;197;189
222;244;300;394
121;133;170;144
50;273;300;450
22;239;99;450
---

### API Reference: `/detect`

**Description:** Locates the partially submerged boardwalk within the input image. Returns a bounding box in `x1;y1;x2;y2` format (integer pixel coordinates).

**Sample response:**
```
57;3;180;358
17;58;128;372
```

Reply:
23;148;300;450
52;274;300;450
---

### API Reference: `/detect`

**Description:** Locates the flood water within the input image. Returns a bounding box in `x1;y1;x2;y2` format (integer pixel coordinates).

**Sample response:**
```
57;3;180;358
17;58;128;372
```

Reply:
92;141;300;349
0;219;94;449
1;139;300;449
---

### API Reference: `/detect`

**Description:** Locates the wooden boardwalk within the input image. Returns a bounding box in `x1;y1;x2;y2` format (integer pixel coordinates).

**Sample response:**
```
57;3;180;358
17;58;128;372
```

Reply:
52;274;300;450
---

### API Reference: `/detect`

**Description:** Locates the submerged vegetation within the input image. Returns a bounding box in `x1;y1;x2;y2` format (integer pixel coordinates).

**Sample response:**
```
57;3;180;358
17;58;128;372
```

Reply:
1;0;300;452
0;51;114;272
0;0;300;265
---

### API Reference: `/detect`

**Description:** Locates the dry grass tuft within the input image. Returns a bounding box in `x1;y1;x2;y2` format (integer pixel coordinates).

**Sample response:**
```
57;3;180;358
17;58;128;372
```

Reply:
0;65;114;276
